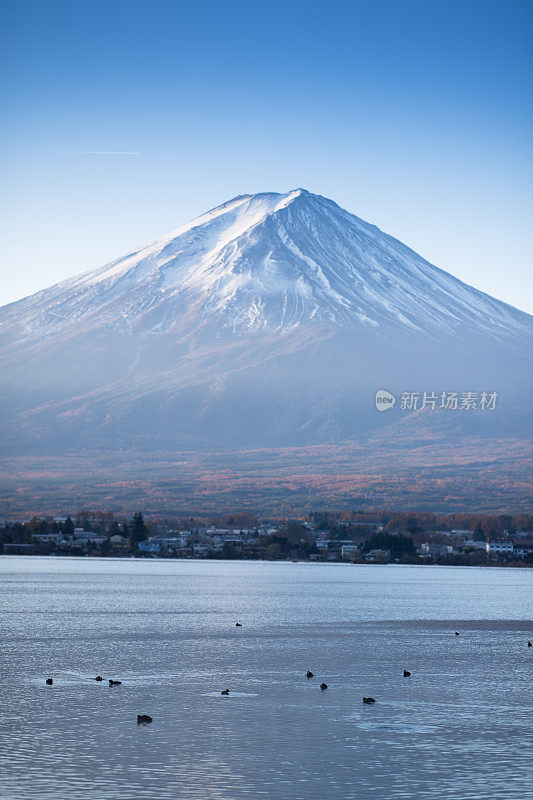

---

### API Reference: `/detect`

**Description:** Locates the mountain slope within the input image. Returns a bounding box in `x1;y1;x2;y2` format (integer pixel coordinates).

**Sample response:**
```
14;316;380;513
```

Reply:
1;189;529;340
0;189;531;459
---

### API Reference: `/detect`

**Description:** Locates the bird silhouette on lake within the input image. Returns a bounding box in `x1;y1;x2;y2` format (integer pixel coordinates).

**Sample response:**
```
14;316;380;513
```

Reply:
362;697;376;704
221;689;230;695
137;714;152;724
320;682;328;691
95;676;103;681
403;670;411;677
235;622;242;627
109;680;122;686
528;641;532;647
454;631;460;636
45;678;53;685
306;671;314;679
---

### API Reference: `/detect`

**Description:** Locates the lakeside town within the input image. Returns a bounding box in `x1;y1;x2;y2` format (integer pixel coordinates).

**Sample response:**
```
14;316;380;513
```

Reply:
2;511;532;566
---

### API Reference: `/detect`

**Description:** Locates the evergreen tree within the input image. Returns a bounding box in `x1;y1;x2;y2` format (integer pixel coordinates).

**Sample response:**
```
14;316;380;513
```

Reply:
130;512;147;545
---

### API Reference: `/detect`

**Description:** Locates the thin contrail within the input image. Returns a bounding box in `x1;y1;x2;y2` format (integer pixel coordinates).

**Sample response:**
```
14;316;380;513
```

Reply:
56;150;141;155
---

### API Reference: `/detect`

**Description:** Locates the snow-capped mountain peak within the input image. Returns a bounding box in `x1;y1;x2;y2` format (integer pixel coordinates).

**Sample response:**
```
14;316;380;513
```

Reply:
1;189;531;460
1;189;531;342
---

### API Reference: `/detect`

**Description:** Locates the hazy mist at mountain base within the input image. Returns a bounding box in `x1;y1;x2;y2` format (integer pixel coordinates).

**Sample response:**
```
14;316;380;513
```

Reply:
1;189;531;511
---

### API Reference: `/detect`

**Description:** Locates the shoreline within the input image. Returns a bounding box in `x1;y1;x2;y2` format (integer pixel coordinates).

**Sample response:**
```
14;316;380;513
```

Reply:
1;554;531;571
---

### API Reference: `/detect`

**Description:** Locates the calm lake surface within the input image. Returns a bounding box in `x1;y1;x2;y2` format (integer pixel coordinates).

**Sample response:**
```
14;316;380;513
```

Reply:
1;557;532;800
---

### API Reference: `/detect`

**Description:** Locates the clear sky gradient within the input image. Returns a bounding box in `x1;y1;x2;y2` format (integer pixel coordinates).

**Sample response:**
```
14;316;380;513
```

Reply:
1;0;532;312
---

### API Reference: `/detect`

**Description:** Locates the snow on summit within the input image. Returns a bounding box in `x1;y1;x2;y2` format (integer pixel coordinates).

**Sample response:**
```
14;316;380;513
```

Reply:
1;189;531;457
1;189;531;340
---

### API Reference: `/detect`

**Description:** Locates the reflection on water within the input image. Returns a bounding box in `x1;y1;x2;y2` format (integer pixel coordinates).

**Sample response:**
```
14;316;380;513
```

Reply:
0;558;532;800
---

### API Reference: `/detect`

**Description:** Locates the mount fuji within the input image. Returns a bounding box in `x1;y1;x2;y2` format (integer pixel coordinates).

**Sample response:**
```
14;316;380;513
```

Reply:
0;189;531;510
3;188;529;340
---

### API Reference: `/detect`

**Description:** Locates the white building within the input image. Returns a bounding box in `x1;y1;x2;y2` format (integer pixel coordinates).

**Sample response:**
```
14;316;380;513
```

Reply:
486;539;514;554
315;539;330;550
31;533;62;543
341;544;360;559
420;543;454;556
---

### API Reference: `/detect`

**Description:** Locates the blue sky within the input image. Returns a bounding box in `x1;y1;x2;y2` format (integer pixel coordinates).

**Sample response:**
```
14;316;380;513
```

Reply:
1;0;532;312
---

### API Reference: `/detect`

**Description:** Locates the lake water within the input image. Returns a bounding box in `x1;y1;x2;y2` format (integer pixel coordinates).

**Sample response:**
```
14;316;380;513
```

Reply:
0;557;532;800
